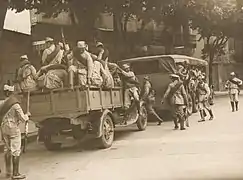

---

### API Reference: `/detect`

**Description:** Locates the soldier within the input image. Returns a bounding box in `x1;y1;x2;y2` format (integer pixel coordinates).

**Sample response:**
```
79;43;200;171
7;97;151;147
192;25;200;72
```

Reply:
42;37;64;66
225;72;243;112
161;74;188;130
73;41;95;86
16;55;38;92
141;76;163;125
0;85;30;179
196;76;214;122
116;64;140;113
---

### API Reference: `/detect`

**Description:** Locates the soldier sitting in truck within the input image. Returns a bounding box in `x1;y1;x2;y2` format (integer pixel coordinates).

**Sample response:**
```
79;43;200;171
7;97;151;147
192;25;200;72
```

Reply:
42;37;64;66
116;63;141;114
16;55;38;92
72;41;106;87
37;64;68;90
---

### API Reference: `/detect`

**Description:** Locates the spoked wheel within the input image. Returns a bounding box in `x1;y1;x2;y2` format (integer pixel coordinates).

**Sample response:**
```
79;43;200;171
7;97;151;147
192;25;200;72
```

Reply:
44;134;62;151
137;105;148;131
97;114;114;149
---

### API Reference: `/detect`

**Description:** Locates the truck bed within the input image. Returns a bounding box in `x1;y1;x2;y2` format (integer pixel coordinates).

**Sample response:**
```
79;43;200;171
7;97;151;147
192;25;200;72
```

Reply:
21;86;124;123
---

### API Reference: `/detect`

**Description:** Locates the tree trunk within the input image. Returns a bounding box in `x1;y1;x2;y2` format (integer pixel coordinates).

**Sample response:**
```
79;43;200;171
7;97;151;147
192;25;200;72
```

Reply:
208;51;214;87
71;0;99;41
113;11;125;60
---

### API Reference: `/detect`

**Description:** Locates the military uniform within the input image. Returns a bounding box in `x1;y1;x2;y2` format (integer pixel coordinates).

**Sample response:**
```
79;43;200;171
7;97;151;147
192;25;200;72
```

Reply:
141;77;163;125
225;73;242;111
0;85;29;179
17;55;38;92
162;75;188;130
197;80;214;121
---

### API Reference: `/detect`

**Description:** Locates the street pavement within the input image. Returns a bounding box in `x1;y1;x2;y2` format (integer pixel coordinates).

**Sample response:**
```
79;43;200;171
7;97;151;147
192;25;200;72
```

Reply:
1;96;243;180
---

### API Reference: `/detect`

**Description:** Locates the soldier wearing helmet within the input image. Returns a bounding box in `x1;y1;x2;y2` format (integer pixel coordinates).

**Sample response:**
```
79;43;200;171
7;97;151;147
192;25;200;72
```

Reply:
161;74;188;130
196;75;214;122
225;72;242;112
141;75;163;125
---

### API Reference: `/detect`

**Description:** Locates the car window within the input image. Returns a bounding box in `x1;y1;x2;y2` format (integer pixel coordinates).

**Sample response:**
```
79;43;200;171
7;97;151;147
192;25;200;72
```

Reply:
130;59;167;75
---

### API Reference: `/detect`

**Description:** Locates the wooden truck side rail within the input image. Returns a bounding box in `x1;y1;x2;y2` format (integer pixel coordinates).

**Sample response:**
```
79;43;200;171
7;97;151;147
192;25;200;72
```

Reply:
20;86;124;123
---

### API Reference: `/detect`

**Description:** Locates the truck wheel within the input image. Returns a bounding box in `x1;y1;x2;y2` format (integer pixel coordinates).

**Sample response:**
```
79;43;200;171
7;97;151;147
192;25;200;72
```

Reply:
137;105;148;131
43;134;62;151
97;114;114;149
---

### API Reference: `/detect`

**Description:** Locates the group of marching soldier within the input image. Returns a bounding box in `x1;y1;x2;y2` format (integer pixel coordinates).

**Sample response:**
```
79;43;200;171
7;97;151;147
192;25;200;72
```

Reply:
160;65;242;131
0;36;243;179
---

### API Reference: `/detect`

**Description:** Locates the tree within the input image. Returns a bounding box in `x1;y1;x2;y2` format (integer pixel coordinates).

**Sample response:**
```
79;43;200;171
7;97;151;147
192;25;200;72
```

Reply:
8;0;108;39
187;0;237;86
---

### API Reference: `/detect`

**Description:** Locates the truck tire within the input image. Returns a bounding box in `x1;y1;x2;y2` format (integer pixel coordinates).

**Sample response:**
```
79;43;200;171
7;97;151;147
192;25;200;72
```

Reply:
43;134;62;151
97;114;114;149
137;105;148;131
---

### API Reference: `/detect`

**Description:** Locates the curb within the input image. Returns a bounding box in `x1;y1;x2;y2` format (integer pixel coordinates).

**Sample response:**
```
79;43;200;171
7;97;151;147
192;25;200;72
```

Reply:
214;92;228;98
214;92;243;98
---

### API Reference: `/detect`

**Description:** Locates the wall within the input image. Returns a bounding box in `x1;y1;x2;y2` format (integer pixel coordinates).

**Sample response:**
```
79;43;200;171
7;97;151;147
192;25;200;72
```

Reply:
213;63;243;91
192;33;204;59
0;31;32;95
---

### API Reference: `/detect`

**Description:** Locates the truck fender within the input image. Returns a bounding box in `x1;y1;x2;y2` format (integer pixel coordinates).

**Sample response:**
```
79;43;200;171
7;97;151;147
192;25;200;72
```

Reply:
92;109;114;138
37;118;71;141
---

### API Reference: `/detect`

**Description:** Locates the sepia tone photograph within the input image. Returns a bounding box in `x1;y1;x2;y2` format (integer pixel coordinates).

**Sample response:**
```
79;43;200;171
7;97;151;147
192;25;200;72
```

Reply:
0;0;242;179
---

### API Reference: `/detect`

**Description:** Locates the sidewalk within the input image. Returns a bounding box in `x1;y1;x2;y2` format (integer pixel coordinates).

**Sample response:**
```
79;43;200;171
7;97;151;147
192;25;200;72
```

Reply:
214;91;229;97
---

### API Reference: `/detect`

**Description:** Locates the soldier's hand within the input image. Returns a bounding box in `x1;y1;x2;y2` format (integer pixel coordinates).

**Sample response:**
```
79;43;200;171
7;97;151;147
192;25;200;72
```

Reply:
99;49;105;54
27;112;31;117
87;78;91;85
161;100;164;104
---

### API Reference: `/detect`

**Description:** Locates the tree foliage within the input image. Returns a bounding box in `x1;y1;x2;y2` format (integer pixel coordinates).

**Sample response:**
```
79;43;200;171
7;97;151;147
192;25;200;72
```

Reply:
185;0;238;85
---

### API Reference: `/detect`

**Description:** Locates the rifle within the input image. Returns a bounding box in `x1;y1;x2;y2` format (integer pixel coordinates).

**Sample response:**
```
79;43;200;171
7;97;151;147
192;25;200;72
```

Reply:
22;91;30;153
61;27;74;89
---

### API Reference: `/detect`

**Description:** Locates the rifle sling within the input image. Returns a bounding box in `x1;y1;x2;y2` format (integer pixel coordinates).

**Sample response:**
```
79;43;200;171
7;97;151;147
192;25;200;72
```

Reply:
168;82;183;99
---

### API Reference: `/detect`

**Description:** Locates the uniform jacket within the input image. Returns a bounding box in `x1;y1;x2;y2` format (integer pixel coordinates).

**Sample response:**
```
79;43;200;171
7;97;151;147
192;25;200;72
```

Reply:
225;77;242;94
163;80;188;105
141;80;152;100
0;96;29;135
197;82;210;97
17;60;37;92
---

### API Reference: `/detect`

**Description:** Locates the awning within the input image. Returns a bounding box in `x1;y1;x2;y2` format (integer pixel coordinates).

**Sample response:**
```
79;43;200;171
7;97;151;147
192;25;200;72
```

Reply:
4;9;31;35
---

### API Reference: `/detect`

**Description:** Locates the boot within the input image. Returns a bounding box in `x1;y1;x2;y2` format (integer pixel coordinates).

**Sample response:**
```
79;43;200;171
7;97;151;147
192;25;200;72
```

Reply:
150;111;163;125
5;153;12;178
231;102;235;112
198;110;205;122
12;156;25;180
208;109;214;120
235;102;239;111
173;118;179;130
179;117;186;130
